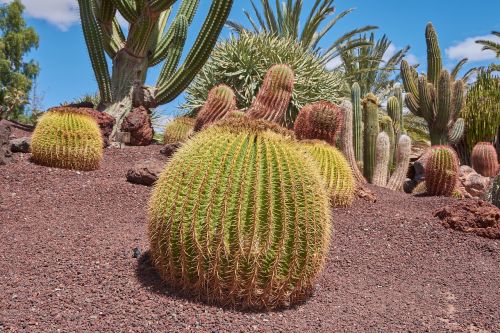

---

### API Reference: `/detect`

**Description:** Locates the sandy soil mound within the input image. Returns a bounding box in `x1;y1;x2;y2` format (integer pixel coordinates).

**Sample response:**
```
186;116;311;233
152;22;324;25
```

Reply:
435;200;500;239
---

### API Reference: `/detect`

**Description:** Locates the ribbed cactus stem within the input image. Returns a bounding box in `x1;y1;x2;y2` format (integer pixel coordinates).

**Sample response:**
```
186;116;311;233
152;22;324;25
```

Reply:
148;119;331;310
339;100;366;184
471;142;499;177
351;83;363;163
163;116;195;144
394;84;404;133
194;84;236;131
425;23;443;85
301;140;355;207
425;146;459;196
380;116;395;171
387;96;400;132
247;64;295;125
386;135;412;191
372;132;390;186
294;100;344;145
362;93;379;182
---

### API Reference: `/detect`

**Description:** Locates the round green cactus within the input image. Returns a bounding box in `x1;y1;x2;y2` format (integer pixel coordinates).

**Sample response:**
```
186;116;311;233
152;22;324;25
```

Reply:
300;140;355;207
163;116;195;144
31;109;103;171
471;142;498;177
148;119;331;310
425;145;459;196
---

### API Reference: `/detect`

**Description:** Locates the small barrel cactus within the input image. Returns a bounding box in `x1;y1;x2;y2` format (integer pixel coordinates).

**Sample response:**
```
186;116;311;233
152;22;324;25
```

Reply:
362;93;379;182
163;117;196;144
148;118;331;310
194;84;237;131
300;139;355;207
294;100;344;145
372;132;390;186
338;100;365;184
425;145;459;196
386;135;412;191
247;64;295;125
471;142;498;177
31;108;103;171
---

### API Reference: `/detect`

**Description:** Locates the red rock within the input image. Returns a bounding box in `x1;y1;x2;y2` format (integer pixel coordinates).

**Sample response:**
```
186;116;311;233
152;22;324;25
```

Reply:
120;106;153;146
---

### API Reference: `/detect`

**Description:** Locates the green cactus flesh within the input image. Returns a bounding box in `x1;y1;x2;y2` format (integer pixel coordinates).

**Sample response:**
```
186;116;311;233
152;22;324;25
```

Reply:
351;82;363;163
300;140;355;207
148;120;331;310
163;117;196;144
362;93;379;182
425;146;459;196
31;109;103;171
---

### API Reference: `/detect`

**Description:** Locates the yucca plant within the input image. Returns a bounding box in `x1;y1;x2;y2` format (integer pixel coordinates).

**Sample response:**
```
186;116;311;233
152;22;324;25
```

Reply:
148;118;331;310
77;0;233;141
183;32;346;126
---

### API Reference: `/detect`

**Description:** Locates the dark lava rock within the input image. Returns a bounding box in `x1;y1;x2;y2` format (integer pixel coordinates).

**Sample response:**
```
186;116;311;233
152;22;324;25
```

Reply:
160;142;182;157
126;160;164;186
120;106;153;146
10;137;30;153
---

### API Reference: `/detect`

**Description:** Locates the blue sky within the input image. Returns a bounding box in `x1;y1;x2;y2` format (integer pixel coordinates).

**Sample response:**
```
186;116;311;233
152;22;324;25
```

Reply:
4;0;499;119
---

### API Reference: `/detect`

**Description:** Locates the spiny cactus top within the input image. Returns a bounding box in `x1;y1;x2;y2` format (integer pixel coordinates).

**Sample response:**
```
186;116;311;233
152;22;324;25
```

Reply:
247;64;295;125
163;116;195;144
300;140;355;207
294;100;344;145
425;145;459;196
148;119;331;310
31;109;103;171
471;142;499;177
194;84;237;131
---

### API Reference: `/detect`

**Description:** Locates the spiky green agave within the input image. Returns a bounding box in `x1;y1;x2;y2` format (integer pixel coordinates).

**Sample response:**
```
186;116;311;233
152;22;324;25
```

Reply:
31;109;103;171
300;140;355;207
148;120;331;310
163;117;195;144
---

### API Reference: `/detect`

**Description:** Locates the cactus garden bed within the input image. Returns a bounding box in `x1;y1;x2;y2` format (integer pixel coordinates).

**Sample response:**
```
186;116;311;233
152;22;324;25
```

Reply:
0;147;498;332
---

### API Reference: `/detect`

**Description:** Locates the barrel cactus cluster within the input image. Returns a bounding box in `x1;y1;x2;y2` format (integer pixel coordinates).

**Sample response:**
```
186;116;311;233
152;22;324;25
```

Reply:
31;108;103;171
148;119;331;310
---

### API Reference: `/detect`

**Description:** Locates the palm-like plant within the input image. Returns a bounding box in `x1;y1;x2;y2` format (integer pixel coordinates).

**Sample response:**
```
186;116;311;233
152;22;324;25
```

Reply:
475;31;500;57
226;0;377;65
339;33;409;97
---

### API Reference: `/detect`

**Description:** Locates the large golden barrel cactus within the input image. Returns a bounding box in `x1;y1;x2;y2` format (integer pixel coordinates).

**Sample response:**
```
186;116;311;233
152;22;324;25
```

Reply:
300;140;355;207
31;109;103;171
148;119;331;310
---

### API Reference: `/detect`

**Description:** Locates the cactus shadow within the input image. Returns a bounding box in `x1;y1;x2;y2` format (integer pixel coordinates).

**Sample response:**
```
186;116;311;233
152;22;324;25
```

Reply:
135;250;308;313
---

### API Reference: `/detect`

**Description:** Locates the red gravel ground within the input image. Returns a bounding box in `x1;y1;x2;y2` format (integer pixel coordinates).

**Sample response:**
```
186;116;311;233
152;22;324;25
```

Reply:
1;147;499;332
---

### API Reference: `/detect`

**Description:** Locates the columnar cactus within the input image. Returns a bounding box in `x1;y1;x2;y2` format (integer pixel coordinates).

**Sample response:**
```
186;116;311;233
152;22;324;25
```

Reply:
380;115;396;171
386;135;412;191
300;140;355;207
400;23;465;145
148;119;331;310
194;84;236;131
339;100;366;184
362;93;379;182
471;142;499;177
78;0;233;140
372;132;391;186
351;82;363;163
31;109;103;171
387;96;401;134
392;84;404;133
163;116;195;144
294;101;344;145
247;64;295;125
425;145;459;196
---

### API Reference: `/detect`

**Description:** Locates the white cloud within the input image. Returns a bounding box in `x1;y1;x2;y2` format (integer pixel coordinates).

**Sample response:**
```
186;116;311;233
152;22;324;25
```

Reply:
384;43;419;65
1;0;79;31
446;34;499;62
326;56;342;70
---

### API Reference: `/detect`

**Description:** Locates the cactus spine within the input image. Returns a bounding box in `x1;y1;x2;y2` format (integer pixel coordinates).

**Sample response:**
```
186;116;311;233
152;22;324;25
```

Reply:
78;0;233;141
301;140;356;207
339;100;366;184
351;83;363;163
400;23;465;146
31;109;103;171
386;135;412;191
293;100;344;145
247;64;295;125
425;146;459;196
471;142;499;177
163;116;195;144
362;93;379;182
380;116;396;171
372;132;391;186
393;84;404;134
194;84;236;131
148;119;331;310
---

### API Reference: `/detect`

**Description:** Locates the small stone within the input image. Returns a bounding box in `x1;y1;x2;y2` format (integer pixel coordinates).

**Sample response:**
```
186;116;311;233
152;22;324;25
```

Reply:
126;160;164;186
132;247;142;258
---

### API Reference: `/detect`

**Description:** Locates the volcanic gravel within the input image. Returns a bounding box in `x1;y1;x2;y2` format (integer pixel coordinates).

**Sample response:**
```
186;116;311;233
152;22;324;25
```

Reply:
1;147;499;332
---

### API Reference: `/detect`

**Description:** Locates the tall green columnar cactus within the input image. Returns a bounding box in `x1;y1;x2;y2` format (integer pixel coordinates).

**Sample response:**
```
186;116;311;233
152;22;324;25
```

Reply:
78;0;233;141
400;23;465;146
386;135;412;191
362;93;379;182
380;115;395;171
372;132;390;186
194;84;236;131
393;84;404;133
351;82;363;163
148;118;331;310
387;96;401;134
247;64;295;126
425;146;459;196
339;100;366;184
